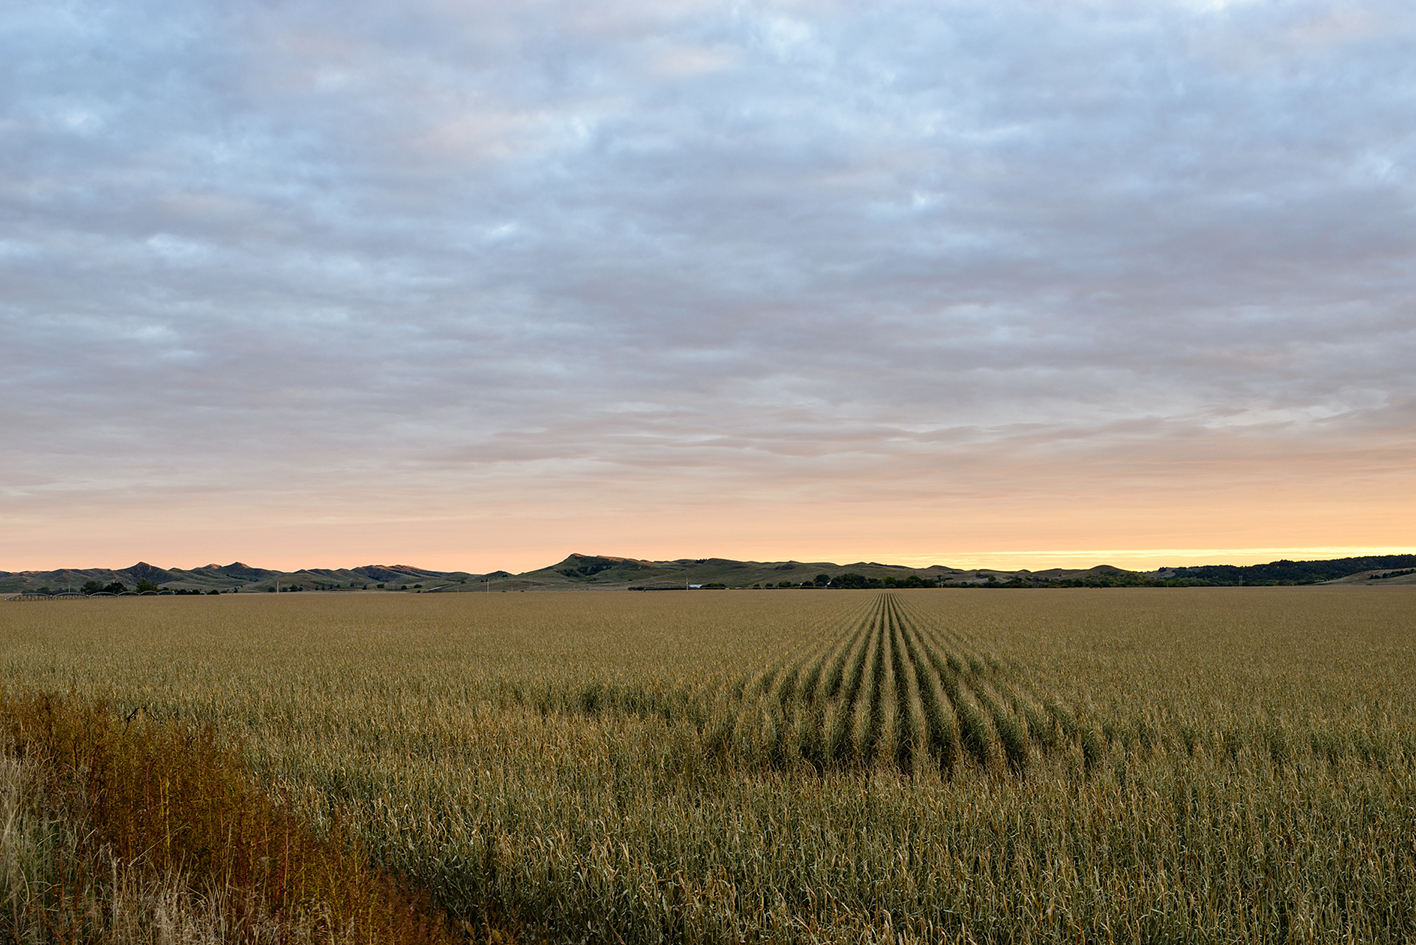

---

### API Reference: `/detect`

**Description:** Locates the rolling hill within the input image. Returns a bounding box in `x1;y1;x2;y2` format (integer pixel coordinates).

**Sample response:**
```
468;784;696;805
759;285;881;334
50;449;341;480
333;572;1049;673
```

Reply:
4;552;1414;596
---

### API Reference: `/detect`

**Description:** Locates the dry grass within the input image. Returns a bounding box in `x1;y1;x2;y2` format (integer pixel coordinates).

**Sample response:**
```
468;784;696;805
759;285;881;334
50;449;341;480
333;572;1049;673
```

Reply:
1;735;297;945
1;588;1414;942
0;692;467;945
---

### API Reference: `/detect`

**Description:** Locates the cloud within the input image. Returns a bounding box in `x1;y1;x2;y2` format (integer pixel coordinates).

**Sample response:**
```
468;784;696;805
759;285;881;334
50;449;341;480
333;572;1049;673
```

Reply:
2;0;1414;567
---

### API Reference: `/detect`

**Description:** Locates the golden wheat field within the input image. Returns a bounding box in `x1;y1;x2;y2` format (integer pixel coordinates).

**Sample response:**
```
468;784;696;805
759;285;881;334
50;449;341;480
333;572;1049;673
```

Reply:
2;588;1414;943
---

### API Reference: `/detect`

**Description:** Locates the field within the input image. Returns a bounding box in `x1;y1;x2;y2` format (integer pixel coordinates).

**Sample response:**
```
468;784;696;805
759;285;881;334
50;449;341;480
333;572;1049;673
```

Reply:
2;588;1414;942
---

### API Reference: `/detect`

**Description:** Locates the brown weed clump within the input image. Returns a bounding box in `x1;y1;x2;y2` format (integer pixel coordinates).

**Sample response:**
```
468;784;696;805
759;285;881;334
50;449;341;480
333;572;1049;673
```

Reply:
0;691;472;945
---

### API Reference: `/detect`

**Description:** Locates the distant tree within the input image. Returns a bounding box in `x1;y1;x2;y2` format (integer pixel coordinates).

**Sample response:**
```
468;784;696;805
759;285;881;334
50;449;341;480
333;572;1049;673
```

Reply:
903;575;926;588
135;579;159;594
836;573;871;589
103;581;126;594
81;580;103;595
813;573;830;586
37;587;52;595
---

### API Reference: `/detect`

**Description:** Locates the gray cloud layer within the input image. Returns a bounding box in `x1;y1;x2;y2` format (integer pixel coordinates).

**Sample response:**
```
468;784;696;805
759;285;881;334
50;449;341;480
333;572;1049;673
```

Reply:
3;0;1414;554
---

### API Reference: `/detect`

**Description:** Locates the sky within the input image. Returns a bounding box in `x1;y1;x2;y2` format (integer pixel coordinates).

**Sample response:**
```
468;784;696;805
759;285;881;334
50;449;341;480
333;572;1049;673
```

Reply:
2;0;1413;574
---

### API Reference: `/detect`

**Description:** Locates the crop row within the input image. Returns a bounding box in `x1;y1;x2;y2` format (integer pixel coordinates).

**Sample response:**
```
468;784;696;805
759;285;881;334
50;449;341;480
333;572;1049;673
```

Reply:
694;593;1084;776
532;591;1408;780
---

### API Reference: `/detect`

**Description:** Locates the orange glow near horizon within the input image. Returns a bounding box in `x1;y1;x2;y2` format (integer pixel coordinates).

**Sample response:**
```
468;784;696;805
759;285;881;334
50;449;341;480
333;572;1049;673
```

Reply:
5;484;1412;575
6;413;1412;575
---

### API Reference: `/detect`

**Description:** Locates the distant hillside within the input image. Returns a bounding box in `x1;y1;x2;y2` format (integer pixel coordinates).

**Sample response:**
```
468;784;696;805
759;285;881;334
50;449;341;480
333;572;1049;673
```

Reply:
514;554;971;590
3;552;1413;596
0;561;476;595
1161;554;1416;586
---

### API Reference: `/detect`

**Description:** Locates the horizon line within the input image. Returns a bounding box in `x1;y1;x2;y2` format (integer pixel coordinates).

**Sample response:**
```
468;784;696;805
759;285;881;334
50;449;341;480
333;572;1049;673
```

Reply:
5;546;1415;575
